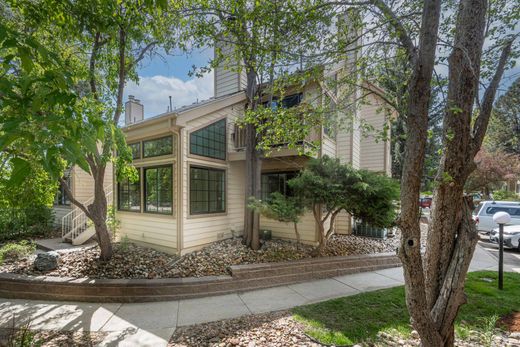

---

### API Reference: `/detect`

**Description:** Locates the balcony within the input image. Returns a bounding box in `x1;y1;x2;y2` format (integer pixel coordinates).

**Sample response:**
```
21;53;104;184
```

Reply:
229;123;319;160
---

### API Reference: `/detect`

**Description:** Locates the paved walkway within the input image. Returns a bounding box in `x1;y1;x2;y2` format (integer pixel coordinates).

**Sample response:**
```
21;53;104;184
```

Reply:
35;238;97;252
0;245;507;346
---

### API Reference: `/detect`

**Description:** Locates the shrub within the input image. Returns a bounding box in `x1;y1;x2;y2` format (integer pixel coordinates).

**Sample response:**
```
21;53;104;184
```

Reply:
0;206;54;241
0;240;36;264
249;193;305;247
492;189;519;201
289;156;400;254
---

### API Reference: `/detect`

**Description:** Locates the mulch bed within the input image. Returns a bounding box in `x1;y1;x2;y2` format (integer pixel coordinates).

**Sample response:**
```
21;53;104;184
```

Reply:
0;232;400;280
498;311;520;332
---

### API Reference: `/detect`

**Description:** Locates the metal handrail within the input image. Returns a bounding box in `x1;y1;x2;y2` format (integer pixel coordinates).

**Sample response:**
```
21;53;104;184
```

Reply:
61;185;113;241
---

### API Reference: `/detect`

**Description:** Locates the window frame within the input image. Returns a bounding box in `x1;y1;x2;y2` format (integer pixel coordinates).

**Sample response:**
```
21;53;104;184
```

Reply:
189;119;227;161
142;135;174;159
54;176;71;206
261;171;299;200
117;175;141;213
189;165;227;216
128;142;141;160
143;164;174;215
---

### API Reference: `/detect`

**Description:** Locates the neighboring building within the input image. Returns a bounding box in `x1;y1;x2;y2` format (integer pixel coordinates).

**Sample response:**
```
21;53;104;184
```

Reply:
55;52;392;253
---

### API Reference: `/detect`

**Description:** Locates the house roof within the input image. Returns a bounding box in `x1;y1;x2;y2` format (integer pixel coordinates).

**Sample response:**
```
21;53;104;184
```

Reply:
121;90;246;131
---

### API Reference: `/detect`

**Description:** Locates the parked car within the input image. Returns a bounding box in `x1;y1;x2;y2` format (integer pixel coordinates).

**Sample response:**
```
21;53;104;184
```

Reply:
419;197;432;208
470;192;482;205
489;225;520;251
473;201;520;233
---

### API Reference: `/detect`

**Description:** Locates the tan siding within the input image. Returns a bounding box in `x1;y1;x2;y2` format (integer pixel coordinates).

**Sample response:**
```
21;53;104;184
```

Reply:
53;206;71;227
182;107;245;250
360;95;390;174
118;213;177;251
260;213;316;243
321;136;336;157
72;163;113;204
214;43;247;98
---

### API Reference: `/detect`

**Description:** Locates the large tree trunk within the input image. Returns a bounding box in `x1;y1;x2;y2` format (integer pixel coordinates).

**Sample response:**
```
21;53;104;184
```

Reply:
396;0;443;344
243;68;261;250
423;0;488;344
371;0;512;343
89;166;113;260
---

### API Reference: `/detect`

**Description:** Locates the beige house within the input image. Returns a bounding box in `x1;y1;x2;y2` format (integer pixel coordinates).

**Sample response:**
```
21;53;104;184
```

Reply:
55;61;392;253
112;68;391;255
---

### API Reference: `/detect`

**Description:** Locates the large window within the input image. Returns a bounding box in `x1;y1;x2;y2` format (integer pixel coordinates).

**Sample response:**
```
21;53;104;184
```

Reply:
118;177;141;212
143;136;173;158
190;166;226;214
261;171;298;200
144;166;173;214
189;119;226;160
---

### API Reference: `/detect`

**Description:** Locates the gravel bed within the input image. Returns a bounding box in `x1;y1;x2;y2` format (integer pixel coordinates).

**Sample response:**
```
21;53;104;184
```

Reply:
169;311;519;347
0;231;401;279
169;311;319;347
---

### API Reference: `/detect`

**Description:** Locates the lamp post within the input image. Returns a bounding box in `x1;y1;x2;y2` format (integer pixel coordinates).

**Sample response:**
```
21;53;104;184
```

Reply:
492;211;511;290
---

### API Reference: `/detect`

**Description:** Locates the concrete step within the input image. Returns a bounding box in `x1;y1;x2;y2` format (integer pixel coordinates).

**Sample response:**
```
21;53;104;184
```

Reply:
72;226;96;246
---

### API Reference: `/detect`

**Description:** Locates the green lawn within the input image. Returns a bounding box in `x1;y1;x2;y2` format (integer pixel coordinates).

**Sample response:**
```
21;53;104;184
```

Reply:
292;271;520;345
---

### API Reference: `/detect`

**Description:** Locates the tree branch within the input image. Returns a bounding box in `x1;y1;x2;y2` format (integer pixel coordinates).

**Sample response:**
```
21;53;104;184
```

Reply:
471;39;514;157
127;41;159;72
89;32;102;100
370;0;416;64
59;177;92;220
113;27;126;127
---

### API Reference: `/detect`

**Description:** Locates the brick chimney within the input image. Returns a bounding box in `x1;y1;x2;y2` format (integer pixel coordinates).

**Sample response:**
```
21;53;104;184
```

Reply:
125;95;144;126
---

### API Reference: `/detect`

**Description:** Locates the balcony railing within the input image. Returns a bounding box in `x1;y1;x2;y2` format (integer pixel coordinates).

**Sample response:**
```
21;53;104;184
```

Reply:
231;123;319;152
232;124;247;149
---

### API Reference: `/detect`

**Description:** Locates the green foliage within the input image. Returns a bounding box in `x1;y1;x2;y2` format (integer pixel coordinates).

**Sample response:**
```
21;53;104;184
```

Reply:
107;205;121;240
5;317;40;347
242;102;323;156
0;154;57;240
492;189;520;201
293;271;520;345
289;156;400;228
0;207;55;242
249;193;304;225
0;240;36;264
117;235;131;252
486;77;520;155
186;0;334;155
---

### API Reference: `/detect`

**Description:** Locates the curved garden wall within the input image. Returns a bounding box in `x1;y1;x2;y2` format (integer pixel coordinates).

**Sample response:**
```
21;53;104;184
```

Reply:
0;252;400;303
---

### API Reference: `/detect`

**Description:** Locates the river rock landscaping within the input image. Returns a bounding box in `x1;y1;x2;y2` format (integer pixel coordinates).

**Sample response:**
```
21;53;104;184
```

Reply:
0;232;400;279
169;310;519;347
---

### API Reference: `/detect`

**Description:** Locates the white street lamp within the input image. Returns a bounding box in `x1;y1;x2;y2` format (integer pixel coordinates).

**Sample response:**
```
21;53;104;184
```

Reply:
493;211;511;290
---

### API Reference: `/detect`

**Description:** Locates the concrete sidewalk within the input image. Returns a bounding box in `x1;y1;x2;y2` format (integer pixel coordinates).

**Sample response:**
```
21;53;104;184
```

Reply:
0;245;503;347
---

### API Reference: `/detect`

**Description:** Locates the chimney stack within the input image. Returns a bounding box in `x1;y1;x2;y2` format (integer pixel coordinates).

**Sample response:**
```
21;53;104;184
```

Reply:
125;95;144;126
214;39;247;98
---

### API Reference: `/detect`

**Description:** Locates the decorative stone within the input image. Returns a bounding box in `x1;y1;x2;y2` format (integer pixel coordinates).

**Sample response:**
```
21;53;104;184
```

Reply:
33;251;60;272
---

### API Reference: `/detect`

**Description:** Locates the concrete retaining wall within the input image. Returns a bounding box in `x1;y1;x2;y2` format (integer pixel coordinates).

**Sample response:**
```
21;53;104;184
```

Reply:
0;252;401;303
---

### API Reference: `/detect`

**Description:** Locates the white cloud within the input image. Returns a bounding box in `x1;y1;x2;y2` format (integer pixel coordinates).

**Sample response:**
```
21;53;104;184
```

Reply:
124;73;214;118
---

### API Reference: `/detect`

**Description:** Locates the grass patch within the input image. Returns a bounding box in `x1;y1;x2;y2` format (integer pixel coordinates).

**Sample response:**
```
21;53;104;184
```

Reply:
292;271;520;345
0;240;35;264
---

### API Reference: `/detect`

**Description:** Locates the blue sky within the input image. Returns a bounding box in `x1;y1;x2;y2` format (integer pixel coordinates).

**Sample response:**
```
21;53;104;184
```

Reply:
124;47;214;118
126;44;519;120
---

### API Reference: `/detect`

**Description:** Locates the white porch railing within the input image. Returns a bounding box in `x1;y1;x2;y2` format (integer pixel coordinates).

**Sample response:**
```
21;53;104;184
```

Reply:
61;185;113;244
